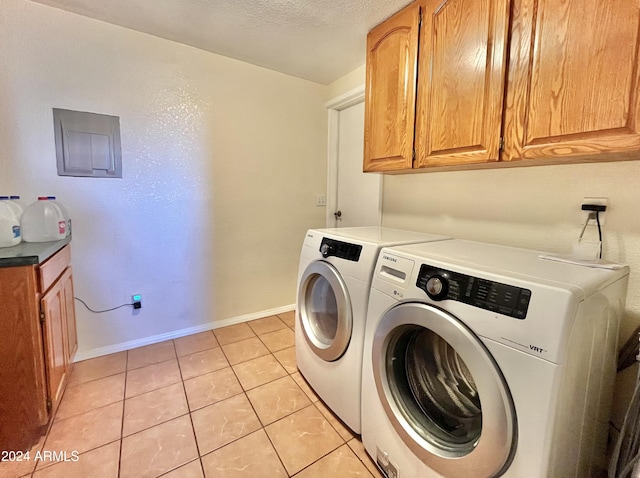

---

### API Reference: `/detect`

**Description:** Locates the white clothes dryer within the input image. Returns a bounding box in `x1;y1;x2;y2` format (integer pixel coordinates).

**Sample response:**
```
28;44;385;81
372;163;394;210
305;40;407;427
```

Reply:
361;240;629;478
295;227;450;433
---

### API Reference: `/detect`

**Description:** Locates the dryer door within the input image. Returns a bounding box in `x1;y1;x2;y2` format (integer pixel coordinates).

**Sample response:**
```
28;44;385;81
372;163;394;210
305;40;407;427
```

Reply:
298;260;353;362
372;302;516;477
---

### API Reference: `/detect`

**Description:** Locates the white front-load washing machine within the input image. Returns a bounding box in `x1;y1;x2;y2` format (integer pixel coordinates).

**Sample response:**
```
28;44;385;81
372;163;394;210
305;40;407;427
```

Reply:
362;239;629;477
295;227;450;433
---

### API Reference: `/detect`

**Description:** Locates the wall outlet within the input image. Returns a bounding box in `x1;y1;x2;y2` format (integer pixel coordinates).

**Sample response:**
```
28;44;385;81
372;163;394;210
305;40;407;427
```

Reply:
581;197;608;226
315;194;326;207
132;294;142;309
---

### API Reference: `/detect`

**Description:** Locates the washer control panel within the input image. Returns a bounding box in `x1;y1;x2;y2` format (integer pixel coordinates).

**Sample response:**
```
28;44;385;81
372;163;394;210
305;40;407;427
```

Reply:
417;264;531;319
320;238;362;261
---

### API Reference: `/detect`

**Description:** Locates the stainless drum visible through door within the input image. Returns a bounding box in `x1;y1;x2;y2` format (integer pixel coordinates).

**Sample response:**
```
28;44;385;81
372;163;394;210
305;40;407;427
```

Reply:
372;302;517;477
298;261;353;362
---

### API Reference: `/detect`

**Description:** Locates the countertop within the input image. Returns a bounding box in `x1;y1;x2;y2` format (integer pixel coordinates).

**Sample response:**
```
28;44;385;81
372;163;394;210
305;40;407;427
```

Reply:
0;236;71;267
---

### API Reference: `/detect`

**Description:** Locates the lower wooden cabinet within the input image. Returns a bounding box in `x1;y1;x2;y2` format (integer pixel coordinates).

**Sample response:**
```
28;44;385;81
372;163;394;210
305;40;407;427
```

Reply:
41;266;75;414
63;270;78;361
0;245;77;452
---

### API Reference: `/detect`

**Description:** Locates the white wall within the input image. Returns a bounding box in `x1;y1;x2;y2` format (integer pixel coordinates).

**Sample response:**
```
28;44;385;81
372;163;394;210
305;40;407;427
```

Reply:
381;160;640;426
0;0;327;358
327;64;365;100
328;58;640;429
382;162;640;336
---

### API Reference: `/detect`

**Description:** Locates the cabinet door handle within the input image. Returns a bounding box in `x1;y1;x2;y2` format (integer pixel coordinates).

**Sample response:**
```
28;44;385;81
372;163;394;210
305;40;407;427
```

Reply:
334;210;342;220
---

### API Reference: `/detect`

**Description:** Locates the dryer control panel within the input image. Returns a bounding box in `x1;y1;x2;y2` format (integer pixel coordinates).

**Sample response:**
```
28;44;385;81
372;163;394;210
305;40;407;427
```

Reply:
320;238;362;261
417;264;531;319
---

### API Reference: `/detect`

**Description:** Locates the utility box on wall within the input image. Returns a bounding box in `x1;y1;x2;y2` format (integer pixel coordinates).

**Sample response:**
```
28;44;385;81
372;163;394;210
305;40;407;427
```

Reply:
53;108;122;178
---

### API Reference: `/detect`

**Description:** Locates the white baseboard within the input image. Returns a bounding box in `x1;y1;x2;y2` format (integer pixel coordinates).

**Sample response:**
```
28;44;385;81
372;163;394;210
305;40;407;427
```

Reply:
73;304;296;362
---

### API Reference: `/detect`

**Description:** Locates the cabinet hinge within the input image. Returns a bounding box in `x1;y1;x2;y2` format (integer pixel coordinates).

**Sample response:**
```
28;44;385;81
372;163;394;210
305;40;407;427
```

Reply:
499;137;505;151
46;398;52;412
39;310;45;322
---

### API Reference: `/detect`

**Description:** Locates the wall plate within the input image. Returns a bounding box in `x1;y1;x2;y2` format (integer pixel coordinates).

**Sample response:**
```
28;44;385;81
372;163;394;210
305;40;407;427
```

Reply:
581;197;608;226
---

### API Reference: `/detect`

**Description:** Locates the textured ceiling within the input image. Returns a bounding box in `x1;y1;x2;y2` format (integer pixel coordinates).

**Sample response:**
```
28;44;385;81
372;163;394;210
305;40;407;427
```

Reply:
29;0;412;84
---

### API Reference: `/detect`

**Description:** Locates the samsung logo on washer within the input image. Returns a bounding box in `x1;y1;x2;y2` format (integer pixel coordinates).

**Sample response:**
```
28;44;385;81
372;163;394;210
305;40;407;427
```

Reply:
382;255;397;263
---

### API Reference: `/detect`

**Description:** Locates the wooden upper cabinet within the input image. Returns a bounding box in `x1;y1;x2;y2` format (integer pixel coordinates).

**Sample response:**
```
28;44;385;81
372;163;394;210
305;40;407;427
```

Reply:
415;0;510;167
502;0;640;161
364;1;421;172
364;0;640;172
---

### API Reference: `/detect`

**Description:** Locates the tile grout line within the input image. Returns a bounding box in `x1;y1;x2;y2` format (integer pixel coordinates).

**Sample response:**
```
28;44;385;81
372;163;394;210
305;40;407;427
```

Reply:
345;440;380;478
260;407;294;477
30;351;129;477
117;349;128;478
288;441;346;477
173;338;208;478
236;383;291;477
47;372;127;423
300;401;354;473
33;314;376;478
191;320;301;476
117;337;208;476
191;328;253;475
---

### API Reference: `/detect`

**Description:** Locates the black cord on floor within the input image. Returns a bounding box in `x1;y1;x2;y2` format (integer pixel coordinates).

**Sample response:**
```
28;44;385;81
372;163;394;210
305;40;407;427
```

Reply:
75;297;134;313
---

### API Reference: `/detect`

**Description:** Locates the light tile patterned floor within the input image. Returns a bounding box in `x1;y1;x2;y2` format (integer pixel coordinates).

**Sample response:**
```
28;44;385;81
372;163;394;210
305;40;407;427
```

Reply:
3;311;383;478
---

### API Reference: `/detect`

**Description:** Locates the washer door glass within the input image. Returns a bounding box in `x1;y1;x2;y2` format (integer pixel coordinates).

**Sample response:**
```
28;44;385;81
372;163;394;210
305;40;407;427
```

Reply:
306;274;339;344
298;261;352;361
390;327;482;450
373;303;516;477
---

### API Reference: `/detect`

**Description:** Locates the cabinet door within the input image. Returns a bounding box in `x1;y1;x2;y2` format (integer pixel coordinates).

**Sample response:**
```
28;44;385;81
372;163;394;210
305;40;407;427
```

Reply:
62;267;78;362
502;0;640;161
415;0;510;167
0;265;48;452
364;1;421;172
41;268;70;413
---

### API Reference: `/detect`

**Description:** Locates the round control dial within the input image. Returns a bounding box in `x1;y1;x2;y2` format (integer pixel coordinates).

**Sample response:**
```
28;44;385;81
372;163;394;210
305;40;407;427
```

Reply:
320;243;334;258
425;275;449;300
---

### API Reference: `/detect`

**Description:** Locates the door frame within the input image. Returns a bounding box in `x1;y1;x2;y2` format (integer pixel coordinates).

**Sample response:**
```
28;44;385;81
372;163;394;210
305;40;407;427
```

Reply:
325;85;382;227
